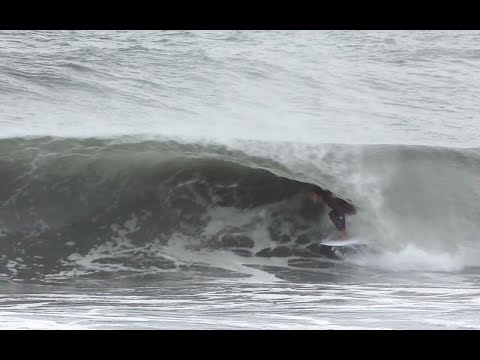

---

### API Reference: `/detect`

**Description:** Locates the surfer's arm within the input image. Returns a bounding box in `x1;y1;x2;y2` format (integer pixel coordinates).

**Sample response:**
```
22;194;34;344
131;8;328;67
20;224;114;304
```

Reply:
328;209;347;238
330;199;350;240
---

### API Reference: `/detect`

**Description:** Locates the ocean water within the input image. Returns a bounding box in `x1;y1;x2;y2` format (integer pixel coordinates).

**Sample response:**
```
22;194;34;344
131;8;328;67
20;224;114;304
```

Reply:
1;30;480;329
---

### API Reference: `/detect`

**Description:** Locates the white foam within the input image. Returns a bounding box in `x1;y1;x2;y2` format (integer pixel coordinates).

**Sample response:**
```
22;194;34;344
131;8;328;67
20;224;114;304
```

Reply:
347;243;480;272
0;317;87;330
160;238;287;283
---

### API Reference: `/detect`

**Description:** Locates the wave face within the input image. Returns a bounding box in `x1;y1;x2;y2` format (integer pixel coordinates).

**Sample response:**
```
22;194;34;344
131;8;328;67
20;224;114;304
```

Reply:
0;137;343;278
1;136;479;278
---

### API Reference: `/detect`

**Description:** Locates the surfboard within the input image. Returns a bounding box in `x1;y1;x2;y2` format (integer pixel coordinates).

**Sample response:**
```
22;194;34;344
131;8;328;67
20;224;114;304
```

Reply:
320;238;368;247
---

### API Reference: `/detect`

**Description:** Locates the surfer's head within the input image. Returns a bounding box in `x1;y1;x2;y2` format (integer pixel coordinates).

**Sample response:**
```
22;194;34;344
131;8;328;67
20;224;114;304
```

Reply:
309;186;324;204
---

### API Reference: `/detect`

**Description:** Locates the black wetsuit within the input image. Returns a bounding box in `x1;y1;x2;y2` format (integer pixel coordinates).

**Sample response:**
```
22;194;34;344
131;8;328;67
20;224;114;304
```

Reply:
322;193;356;232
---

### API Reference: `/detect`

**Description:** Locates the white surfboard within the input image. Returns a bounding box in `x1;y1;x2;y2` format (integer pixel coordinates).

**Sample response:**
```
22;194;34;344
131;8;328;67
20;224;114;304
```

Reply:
320;238;368;247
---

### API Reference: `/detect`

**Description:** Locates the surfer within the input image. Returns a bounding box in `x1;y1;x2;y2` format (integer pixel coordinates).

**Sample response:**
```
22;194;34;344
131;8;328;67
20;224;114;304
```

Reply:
309;186;356;240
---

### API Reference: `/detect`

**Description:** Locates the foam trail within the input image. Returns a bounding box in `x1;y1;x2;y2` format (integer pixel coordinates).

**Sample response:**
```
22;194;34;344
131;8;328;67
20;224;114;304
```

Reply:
347;243;480;272
160;241;288;283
